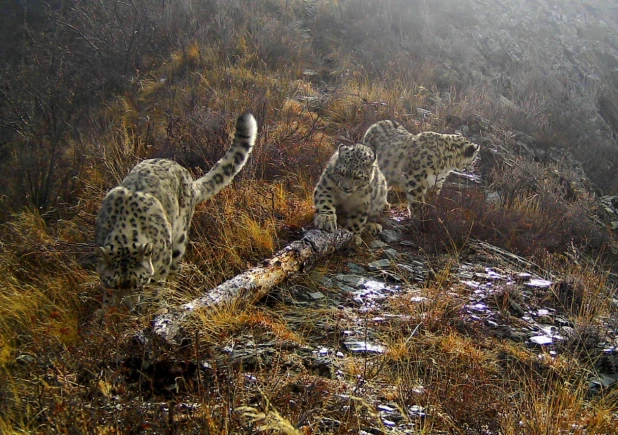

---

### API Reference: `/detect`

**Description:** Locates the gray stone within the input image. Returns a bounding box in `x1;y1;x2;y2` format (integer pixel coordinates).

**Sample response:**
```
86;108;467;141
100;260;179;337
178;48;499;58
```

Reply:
333;274;366;287
368;259;392;271
347;262;367;274
379;229;402;244
589;373;618;397
529;335;553;345
383;248;399;260
343;340;386;354
525;278;553;288
368;239;388;249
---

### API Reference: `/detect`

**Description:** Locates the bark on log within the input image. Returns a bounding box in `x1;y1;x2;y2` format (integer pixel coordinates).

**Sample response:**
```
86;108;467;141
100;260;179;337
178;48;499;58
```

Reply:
152;229;354;344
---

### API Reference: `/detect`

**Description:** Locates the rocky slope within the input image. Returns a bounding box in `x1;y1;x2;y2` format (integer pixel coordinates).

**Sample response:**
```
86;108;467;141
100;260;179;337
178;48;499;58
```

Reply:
460;0;618;191
357;0;618;193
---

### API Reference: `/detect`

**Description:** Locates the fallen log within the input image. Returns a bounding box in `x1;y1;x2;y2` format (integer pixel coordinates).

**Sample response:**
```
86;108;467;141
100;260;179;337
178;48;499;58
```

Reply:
152;228;354;344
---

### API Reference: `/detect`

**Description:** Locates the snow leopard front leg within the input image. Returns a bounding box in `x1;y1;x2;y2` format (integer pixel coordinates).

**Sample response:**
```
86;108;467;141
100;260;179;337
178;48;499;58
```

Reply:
339;209;369;233
314;180;338;232
342;201;383;236
404;177;429;218
428;171;448;200
338;211;369;246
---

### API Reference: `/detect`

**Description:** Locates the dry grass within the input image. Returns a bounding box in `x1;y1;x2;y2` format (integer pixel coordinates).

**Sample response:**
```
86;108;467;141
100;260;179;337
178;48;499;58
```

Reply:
413;157;612;263
1;204;617;432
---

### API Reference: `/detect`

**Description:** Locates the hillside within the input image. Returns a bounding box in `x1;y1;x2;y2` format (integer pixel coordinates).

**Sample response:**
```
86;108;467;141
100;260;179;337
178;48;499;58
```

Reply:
1;0;618;433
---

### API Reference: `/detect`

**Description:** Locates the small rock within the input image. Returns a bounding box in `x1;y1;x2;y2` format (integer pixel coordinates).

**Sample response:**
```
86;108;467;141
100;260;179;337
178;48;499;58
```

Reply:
306;357;334;377
379;270;404;282
334;274;366;287
314;274;334;287
485;319;499;327
525;278;553;288
347;262;367;274
468;302;488;313
529;335;553;346
462;280;481;288
411;296;428;303
509;299;526;317
368;239;388;249
381;418;397;427
396;263;425;274
510;330;528;342
380;229;402;243
344;340;386;354
536;315;554;325
338;284;358;293
540;325;564;341
309;291;325;300
408;405;427;418
368;259;391;271
362;280;386;291
16;354;35;365
588;373;618;397
383;248;399;260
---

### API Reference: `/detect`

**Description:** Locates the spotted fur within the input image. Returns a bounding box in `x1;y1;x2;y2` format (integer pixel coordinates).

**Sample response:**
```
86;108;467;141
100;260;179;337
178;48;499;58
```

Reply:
95;113;257;301
314;143;388;236
363;120;480;216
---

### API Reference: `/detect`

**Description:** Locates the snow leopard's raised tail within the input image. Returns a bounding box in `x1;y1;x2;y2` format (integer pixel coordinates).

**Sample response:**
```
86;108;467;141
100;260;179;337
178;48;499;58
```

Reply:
194;112;258;203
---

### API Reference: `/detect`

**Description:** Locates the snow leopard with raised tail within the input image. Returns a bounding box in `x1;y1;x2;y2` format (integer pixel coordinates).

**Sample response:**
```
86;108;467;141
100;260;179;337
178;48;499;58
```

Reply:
95;113;257;304
363;120;480;217
313;143;388;238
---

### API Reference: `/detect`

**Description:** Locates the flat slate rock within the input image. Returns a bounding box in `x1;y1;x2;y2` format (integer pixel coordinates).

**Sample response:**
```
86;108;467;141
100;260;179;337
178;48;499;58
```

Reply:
383;248;400;260
368;259;392;271
368;239;389;249
379;229;402;244
347;262;367;274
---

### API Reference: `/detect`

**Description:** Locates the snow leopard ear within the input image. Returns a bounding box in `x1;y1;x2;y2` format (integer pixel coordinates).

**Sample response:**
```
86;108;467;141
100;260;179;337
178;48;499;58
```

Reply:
464;143;479;158
368;149;377;163
95;246;111;264
136;243;153;262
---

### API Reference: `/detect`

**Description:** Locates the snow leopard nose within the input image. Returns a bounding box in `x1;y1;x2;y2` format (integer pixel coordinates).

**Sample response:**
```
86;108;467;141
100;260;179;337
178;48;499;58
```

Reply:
339;182;354;193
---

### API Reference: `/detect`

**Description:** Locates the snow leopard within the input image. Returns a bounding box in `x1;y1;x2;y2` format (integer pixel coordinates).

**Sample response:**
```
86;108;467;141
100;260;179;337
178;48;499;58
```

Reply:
363;120;480;216
95;113;257;304
314;143;388;237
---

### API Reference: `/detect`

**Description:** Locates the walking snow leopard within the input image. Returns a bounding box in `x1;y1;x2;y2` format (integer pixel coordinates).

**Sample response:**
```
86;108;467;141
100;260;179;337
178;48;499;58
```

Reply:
95;113;257;303
363;120;479;216
313;143;388;237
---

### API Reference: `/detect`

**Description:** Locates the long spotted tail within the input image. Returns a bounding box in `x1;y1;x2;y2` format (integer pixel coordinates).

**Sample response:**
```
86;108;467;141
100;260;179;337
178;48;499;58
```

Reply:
194;113;257;203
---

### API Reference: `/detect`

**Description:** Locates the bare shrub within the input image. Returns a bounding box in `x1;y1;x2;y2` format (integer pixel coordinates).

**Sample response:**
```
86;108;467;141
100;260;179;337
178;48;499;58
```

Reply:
414;158;613;260
0;27;90;213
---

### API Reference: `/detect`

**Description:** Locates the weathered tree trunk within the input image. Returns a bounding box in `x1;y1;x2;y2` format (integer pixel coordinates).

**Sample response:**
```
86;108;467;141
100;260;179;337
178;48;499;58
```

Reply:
152;229;353;344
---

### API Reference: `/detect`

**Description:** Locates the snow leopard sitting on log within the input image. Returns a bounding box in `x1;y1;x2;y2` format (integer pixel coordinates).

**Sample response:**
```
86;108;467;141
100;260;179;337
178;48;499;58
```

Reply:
313;143;388;238
95;113;257;304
